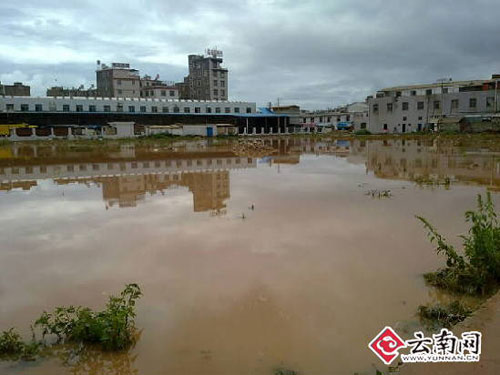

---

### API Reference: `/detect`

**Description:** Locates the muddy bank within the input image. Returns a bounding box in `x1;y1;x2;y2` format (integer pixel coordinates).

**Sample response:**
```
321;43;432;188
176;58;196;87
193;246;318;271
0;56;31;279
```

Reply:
402;291;500;375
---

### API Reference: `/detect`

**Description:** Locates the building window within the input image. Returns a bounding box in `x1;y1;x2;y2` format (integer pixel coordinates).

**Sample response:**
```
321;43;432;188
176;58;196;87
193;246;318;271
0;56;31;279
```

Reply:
215;107;221;113
426;89;432;95
214;80;218;86
117;89;122;95
104;105;111;112
417;101;424;110
206;107;212;113
410;90;416;96
35;104;43;112
221;89;225;96
117;80;122;85
213;71;218;77
76;105;83;112
6;104;14;111
161;90;166;97
443;88;449;94
418;116;423;120
433;100;440;109
63;104;70;112
387;103;393;112
140;106;146;112
246;107;252;113
213;89;218;96
469;98;477;108
162;106;169;113
373;104;379;113
128;106;135;112
403;116;407;121
184;107;190;113
221;80;225;86
234;107;240;113
173;106;180;113
132;80;135;85
169;90;175;96
152;106;158;113
451;99;459;110
89;105;96;112
117;104;123;112
383;124;388;130
145;91;149;97
486;97;494;108
225;107;231;113
402;102;409;111
195;107;201;113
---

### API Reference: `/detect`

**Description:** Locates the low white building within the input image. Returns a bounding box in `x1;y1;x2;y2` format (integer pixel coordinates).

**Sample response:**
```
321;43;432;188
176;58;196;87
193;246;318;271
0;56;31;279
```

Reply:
0;96;257;115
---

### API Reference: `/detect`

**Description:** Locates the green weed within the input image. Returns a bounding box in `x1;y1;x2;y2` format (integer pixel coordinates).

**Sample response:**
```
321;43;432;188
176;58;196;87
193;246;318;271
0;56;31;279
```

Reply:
416;193;500;295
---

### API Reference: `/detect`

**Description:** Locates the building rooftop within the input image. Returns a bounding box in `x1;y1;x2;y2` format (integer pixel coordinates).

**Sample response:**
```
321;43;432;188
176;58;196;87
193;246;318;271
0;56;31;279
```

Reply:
380;78;494;92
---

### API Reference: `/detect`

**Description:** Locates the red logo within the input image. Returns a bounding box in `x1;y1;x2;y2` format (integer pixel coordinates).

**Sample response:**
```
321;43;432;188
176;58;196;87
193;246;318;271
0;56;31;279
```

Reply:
368;326;406;365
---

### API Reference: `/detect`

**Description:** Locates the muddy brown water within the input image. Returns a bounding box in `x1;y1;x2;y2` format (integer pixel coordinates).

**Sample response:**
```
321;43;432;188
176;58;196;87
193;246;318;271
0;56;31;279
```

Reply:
0;137;498;375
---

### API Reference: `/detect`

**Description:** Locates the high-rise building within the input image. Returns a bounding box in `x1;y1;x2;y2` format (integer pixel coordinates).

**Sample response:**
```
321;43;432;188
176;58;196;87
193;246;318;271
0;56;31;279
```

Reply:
178;49;228;100
96;62;141;98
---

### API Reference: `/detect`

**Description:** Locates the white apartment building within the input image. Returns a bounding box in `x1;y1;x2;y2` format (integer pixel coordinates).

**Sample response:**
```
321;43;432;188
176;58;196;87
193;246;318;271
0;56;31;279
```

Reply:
367;75;500;133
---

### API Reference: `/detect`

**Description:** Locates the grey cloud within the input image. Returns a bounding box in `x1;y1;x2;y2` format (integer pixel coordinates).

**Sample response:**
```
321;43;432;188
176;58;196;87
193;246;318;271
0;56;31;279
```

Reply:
1;0;500;109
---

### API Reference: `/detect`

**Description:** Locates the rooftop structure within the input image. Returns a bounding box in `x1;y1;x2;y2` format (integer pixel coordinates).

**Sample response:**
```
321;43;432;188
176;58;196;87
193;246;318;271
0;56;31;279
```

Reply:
0;82;30;97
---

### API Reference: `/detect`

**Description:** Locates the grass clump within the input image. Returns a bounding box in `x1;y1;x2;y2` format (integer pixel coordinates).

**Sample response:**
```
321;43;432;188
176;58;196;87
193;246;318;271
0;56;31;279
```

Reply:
416;192;500;295
35;283;142;351
353;129;372;135
0;328;40;361
274;367;298;375
418;301;471;329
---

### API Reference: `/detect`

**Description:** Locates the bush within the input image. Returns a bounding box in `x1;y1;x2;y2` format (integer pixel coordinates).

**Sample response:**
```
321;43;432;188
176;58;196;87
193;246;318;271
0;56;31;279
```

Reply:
35;283;142;351
416;193;500;295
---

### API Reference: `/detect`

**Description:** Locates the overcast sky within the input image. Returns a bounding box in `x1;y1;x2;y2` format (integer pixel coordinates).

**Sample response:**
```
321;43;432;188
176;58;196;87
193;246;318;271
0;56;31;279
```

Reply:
1;0;499;110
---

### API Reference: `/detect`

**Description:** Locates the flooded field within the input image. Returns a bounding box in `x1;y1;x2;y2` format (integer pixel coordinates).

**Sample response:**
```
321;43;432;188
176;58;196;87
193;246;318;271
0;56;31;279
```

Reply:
0;136;498;375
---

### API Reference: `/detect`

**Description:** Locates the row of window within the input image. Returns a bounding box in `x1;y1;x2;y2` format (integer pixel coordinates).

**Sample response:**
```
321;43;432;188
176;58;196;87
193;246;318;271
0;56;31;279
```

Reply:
302;115;351;123
213;80;226;87
374;97;494;113
6;104;253;114
0;158;252;175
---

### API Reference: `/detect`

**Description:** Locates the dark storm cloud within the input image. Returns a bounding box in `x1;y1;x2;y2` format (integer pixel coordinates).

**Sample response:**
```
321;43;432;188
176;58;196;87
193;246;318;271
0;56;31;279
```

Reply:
1;0;499;109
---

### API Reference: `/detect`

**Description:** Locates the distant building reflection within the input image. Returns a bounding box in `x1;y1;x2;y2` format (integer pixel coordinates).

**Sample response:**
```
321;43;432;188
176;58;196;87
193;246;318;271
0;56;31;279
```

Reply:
0;143;255;213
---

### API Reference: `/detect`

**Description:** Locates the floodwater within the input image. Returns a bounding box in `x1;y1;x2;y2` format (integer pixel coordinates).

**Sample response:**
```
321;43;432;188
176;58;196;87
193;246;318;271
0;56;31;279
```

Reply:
0;136;498;375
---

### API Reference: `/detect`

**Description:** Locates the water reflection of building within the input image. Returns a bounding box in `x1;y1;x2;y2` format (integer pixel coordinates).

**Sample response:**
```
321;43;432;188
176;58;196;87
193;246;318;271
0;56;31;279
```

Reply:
0;154;255;213
359;139;500;189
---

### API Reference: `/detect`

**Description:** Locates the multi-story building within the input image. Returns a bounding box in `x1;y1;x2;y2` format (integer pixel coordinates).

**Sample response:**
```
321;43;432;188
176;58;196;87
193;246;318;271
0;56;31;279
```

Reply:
140;75;179;99
178;49;229;101
96;62;141;98
0;82;30;96
367;74;500;133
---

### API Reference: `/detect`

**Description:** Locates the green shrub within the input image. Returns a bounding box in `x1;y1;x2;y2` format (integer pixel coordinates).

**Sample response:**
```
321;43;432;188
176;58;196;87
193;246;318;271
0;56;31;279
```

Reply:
416;193;500;295
35;283;142;351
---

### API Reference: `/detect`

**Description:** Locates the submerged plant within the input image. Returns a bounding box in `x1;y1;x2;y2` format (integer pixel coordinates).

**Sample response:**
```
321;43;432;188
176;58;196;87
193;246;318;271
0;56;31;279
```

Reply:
35;283;142;351
0;328;40;361
416;193;500;295
418;301;471;329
